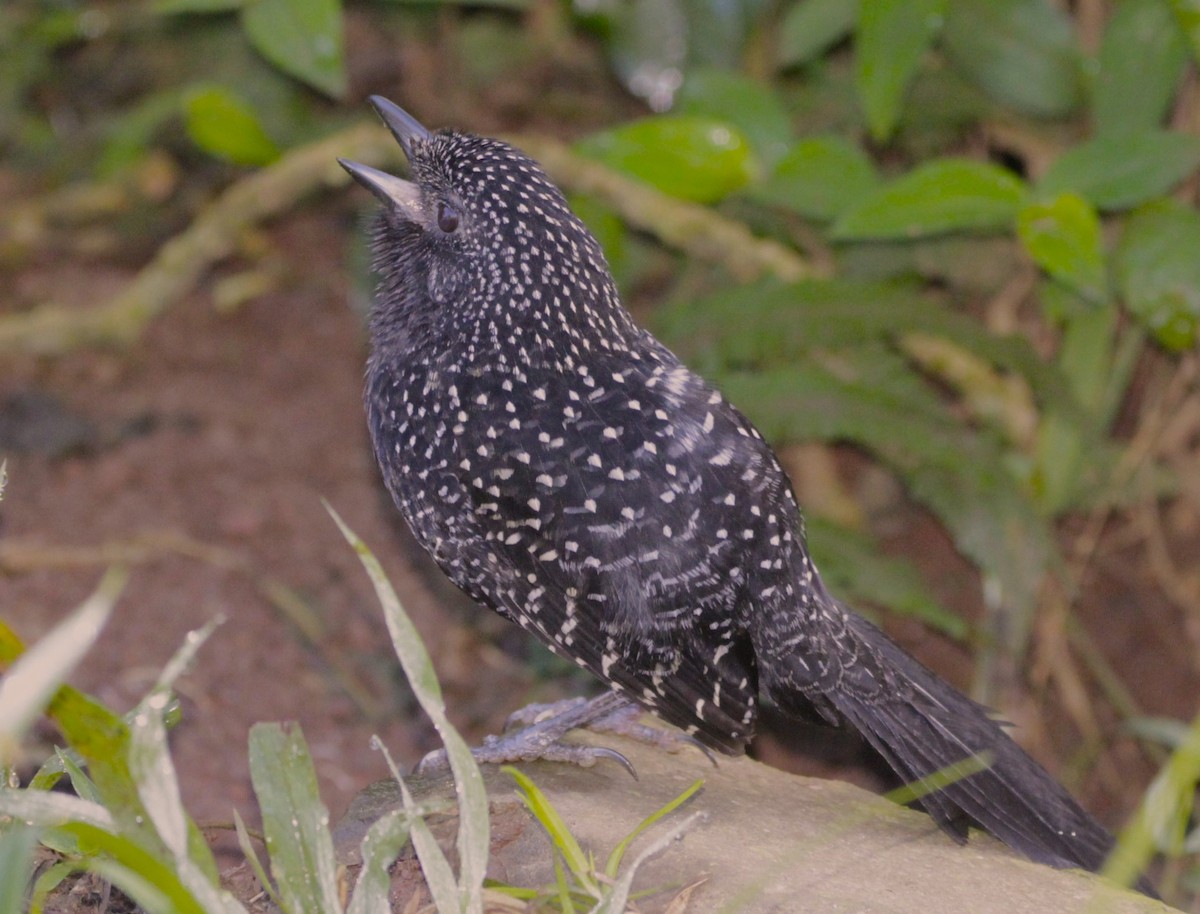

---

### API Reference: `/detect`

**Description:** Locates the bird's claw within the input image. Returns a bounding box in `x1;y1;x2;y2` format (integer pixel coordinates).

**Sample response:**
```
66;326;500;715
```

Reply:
414;732;637;779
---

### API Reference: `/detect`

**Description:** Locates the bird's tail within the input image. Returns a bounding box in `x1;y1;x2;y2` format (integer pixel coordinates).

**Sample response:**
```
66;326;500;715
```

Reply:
766;608;1155;895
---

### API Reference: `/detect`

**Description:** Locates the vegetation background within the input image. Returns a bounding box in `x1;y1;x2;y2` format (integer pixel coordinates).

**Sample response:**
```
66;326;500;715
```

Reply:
1;0;1199;909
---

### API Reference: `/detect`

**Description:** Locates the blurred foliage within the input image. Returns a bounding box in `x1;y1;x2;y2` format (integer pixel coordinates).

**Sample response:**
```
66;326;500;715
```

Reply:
4;0;1198;665
4;0;1200;902
3;1;1199;896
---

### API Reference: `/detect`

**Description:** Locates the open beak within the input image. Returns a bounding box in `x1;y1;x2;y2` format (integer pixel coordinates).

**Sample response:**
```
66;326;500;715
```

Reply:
337;97;431;217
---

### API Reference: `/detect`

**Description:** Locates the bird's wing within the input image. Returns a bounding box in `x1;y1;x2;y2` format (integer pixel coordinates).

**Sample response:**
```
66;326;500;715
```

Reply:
445;351;801;752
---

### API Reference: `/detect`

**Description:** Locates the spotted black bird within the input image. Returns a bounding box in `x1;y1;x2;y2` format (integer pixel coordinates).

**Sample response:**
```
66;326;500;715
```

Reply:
339;97;1151;892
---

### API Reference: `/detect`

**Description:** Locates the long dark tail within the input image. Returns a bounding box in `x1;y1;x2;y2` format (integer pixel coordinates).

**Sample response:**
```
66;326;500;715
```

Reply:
769;609;1155;896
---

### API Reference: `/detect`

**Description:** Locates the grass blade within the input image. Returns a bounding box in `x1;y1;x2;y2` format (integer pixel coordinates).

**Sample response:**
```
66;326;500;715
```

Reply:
128;618;224;881
595;811;705;914
57;822;207;914
0;788;115;831
248;722;341;914
327;503;488;914
399;775;462;913
374;737;460;913
1105;707;1200;888
234;807;285;912
0;824;37;914
0;567;124;761
346;807;412;914
604;779;703;879
503;766;596;896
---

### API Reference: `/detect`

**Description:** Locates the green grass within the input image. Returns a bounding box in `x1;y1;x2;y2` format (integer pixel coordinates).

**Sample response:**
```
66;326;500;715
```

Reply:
0;508;708;914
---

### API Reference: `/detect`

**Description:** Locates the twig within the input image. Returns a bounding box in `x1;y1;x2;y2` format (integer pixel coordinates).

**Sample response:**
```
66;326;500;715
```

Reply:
0;123;383;355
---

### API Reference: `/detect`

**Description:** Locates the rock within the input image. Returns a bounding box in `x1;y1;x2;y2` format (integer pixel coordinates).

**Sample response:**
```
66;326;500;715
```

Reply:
332;730;1174;913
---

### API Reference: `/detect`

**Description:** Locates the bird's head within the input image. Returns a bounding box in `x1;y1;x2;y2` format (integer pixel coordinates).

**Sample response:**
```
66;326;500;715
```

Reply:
340;97;632;366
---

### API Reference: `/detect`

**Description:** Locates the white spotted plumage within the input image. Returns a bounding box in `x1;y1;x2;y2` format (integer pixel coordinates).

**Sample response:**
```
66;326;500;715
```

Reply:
359;128;829;751
349;108;1142;888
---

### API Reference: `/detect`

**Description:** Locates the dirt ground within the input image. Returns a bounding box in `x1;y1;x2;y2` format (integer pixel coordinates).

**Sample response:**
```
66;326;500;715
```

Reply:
3;38;1200;888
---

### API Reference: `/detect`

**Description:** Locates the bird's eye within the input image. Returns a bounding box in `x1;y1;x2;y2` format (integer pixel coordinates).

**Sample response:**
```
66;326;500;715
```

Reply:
436;202;460;234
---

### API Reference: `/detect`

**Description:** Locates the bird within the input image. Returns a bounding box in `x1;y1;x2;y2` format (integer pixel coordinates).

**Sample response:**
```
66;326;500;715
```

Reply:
338;95;1152;893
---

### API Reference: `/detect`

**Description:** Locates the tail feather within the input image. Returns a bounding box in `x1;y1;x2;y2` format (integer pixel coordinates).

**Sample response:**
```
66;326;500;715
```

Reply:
772;610;1156;895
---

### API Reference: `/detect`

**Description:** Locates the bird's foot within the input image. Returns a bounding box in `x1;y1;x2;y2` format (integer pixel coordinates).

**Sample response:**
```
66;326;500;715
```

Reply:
579;699;718;764
416;691;713;778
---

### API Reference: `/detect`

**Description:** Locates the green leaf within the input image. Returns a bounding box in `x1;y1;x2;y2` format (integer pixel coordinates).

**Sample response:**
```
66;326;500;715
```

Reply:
1037;130;1200;211
503;766;597;894
655;279;1055;630
98;90;184;177
1167;0;1200;63
1114;198;1200;350
655;278;1079;423
128;620;226;897
234;808;285;912
1094;0;1189;137
0;569;121;762
744;135;880;221
1032;306;1116;512
942;0;1082;118
394;769;463;913
327;507;488;913
1104;707;1200;886
346;809;412;914
0;826;37;914
43;689;166;861
183;86;280;166
58;822;207;914
154;0;244;12
0;790;115;832
576;116;758;203
241;0;345;99
603;779;704;879
596;812;704;914
1127;716;1196;749
854;0;947;141
248;722;341;914
722;362;1052;628
677;68;794;167
777;0;859;68
568;194;629;284
1016;193;1106;301
831;158;1026;239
